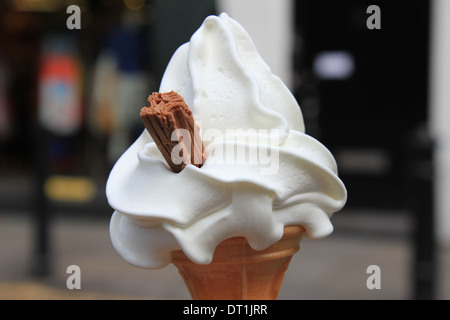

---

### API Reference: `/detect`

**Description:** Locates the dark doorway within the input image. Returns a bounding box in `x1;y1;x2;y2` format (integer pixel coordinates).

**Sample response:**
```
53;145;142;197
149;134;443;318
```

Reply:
294;0;430;209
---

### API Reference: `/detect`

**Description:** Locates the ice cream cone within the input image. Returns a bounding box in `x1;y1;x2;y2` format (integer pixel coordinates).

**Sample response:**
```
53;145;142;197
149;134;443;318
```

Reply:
171;225;304;300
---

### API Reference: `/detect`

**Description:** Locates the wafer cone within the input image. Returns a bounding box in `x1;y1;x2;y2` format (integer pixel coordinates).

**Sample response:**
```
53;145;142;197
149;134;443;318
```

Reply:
171;225;304;300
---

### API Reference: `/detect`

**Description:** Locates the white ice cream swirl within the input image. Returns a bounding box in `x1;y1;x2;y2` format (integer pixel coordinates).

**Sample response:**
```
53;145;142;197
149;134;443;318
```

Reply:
107;13;347;269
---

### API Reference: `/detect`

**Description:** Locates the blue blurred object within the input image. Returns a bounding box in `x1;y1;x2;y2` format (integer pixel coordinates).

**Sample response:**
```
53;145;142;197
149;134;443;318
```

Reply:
104;16;147;74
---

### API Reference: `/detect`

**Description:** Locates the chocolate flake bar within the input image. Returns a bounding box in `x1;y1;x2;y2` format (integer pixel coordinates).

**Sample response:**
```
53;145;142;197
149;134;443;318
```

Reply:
140;91;206;173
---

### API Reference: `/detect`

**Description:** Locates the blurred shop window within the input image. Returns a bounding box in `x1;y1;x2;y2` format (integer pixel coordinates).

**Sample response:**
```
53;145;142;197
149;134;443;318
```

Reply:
88;9;151;165
38;35;83;136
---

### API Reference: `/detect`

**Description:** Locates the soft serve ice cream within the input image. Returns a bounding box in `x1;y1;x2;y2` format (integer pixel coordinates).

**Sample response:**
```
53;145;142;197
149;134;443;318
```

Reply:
107;13;347;269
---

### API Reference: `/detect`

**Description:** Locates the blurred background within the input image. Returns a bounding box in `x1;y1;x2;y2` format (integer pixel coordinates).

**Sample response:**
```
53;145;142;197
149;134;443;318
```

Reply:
0;0;449;300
